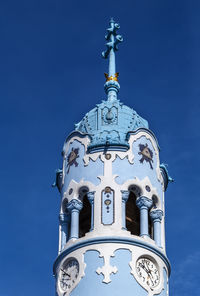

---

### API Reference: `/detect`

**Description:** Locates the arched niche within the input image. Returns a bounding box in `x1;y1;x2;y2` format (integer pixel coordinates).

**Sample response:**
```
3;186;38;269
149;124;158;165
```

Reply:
78;186;92;238
126;185;142;236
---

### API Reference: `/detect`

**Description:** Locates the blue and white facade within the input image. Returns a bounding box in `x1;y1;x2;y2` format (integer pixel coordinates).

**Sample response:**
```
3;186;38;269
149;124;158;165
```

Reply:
53;19;172;296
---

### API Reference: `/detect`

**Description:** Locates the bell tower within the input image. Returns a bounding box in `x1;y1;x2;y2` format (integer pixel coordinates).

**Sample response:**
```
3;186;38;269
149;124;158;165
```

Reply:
53;19;172;296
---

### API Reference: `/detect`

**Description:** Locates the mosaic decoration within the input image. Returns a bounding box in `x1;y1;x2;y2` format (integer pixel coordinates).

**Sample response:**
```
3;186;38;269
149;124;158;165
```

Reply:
105;153;111;160
138;144;153;169
101;187;114;225
66;148;79;173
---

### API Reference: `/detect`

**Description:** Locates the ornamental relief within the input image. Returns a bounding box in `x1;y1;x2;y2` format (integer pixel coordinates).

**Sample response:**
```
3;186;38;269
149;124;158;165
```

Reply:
61;132;163;200
138;143;154;170
66;148;79;174
128;132;162;184
56;244;168;296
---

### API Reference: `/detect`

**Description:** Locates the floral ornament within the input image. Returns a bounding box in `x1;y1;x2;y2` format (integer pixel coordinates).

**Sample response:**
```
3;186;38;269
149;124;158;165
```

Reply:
66;148;79;173
138;144;153;169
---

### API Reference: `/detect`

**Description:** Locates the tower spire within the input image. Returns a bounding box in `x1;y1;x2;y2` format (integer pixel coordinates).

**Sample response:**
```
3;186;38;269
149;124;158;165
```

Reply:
102;18;123;102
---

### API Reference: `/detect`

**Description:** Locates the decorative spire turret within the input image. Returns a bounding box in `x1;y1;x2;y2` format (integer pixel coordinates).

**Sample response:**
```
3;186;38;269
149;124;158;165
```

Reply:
102;18;123;101
54;19;171;296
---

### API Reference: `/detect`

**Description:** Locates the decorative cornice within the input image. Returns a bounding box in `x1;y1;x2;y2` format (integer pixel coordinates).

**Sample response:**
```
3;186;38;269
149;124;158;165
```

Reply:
136;196;153;210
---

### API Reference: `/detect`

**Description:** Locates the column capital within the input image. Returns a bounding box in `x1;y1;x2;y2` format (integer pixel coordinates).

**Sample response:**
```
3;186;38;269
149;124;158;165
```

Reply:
66;199;83;212
150;209;163;222
59;213;70;224
121;190;129;202
87;191;95;204
136;196;153;210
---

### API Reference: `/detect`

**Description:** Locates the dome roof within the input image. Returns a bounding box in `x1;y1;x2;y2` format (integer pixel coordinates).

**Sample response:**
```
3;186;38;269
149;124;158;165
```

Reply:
75;98;148;151
75;19;148;151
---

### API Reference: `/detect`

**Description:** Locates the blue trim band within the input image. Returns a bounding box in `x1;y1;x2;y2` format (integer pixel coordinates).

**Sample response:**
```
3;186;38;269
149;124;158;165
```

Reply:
53;236;171;275
62;128;160;155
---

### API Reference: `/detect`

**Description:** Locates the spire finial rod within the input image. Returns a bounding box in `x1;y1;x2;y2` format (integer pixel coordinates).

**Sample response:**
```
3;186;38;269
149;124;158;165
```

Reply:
102;18;123;101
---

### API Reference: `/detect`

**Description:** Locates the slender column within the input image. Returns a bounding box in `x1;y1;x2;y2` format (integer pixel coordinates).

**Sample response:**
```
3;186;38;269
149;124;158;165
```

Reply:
66;199;83;239
136;196;153;237
59;213;70;251
87;191;95;231
150;209;163;247
121;190;129;229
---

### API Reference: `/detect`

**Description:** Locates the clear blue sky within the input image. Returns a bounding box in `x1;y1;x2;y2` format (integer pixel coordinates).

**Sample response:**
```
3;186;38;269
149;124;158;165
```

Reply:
0;1;199;295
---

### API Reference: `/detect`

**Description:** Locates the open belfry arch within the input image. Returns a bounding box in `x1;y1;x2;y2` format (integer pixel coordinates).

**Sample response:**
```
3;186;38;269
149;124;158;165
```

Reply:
53;19;173;296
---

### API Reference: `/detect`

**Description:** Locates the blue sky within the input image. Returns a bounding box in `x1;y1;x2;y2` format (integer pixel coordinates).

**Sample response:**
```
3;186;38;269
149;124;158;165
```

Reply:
0;0;200;295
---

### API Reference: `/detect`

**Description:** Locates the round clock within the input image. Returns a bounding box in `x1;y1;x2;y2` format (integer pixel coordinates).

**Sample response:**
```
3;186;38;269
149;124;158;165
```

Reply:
136;257;160;289
59;258;79;292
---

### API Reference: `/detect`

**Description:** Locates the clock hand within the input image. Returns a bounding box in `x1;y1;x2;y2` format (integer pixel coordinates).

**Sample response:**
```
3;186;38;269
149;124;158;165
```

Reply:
141;264;149;275
144;261;153;277
141;264;154;283
61;268;71;278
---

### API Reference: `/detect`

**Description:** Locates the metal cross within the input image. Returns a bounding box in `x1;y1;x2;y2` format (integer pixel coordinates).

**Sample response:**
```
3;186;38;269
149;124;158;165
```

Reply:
102;18;123;79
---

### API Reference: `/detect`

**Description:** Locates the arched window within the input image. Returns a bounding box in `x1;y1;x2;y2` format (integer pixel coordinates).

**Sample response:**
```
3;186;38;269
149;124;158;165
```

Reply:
126;191;140;236
79;193;91;238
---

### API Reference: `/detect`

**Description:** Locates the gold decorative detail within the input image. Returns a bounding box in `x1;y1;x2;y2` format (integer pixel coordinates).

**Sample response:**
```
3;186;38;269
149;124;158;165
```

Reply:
105;186;112;193
104;72;119;82
105;153;111;160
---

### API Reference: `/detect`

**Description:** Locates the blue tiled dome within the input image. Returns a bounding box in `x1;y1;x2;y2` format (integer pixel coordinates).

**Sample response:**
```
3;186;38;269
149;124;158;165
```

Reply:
75;98;148;151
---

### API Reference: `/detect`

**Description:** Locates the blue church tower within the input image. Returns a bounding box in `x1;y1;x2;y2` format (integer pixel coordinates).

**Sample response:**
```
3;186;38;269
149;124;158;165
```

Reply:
53;19;172;296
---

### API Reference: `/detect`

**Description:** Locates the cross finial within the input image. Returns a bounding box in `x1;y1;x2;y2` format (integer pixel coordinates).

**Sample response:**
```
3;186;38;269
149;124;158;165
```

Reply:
102;18;123;101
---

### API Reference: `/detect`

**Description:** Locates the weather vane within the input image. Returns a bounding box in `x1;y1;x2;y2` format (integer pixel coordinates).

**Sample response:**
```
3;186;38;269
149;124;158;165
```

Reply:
102;18;123;100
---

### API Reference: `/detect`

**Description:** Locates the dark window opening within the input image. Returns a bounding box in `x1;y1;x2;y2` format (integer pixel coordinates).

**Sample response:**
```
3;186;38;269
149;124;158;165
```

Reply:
79;194;91;238
148;214;153;238
126;191;140;236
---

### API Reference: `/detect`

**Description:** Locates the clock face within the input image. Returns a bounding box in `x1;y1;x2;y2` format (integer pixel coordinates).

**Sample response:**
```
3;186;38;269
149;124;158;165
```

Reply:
136;257;160;289
59;258;79;292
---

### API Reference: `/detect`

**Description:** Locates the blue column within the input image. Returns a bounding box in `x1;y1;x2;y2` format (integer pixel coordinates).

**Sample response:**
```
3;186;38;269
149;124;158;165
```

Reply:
136;196;153;237
59;213;70;251
87;191;95;231
150;209;163;247
66;199;83;239
121;190;129;229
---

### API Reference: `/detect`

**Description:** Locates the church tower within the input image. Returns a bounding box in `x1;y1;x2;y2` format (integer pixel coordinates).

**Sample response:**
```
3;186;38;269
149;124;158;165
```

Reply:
53;19;172;296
